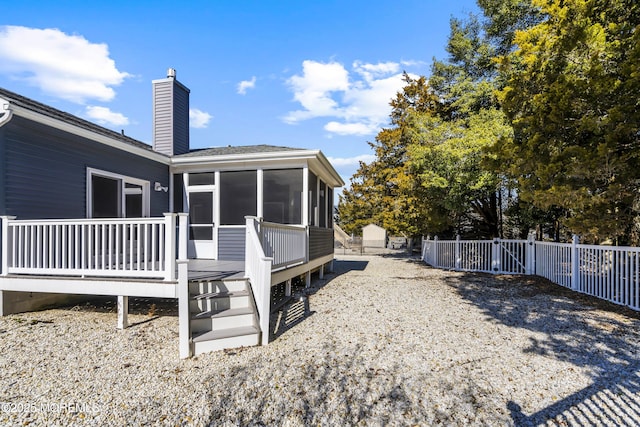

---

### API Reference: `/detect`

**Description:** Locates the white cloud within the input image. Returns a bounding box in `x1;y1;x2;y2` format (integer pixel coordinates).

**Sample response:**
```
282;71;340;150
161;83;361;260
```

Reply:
189;108;212;129
284;59;417;136
0;26;130;103
85;106;129;126
327;154;376;167
353;60;400;82
283;60;350;124
324;121;377;136
237;76;256;95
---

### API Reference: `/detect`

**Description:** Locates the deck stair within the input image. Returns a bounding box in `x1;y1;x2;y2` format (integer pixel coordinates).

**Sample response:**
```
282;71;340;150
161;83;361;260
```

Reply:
189;277;260;355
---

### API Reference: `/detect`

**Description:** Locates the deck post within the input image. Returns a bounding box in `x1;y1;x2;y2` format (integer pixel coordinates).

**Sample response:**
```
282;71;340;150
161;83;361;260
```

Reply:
177;213;188;260
319;264;324;279
177;259;191;358
117;296;129;329
285;279;292;297
305;270;311;288
1;216;16;276
176;212;191;358
163;213;177;281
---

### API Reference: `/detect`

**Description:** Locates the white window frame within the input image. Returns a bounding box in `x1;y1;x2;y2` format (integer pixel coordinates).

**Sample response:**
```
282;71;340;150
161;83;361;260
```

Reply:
86;167;150;218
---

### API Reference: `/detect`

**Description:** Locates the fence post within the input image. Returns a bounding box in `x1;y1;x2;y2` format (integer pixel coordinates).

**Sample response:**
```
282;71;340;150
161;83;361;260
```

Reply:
571;234;580;291
492;238;501;273
455;235;461;270
0;216;16;276
433;236;439;267
525;232;536;275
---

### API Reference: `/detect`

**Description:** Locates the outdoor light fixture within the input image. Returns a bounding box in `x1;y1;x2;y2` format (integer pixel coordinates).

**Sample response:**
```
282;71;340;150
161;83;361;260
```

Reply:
154;182;168;192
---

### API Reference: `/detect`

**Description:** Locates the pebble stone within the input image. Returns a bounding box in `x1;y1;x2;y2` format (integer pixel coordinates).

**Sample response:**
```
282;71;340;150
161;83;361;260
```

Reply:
0;253;638;426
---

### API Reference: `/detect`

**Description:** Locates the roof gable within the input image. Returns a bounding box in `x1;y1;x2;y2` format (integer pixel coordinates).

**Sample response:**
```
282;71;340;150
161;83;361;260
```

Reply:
0;87;156;153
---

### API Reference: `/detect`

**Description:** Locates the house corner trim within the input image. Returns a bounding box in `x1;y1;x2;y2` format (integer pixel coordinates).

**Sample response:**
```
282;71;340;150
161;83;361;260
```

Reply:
0;98;13;128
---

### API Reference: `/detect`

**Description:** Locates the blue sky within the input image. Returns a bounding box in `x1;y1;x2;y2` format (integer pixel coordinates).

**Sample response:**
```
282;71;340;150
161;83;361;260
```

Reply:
0;0;480;199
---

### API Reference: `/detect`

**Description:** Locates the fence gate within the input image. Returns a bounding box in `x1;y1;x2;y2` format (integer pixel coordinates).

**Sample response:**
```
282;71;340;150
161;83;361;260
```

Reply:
422;236;535;275
492;239;533;275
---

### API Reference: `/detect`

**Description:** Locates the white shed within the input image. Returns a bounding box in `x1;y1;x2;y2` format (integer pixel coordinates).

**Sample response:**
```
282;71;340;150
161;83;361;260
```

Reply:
362;224;387;248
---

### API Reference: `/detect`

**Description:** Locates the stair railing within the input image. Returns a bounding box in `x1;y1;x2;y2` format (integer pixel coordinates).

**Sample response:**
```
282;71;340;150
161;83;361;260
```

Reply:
244;216;273;345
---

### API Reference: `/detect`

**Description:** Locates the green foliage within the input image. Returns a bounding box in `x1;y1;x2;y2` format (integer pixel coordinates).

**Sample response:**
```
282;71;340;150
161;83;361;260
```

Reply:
477;0;544;55
498;0;640;243
338;17;508;239
340;0;640;245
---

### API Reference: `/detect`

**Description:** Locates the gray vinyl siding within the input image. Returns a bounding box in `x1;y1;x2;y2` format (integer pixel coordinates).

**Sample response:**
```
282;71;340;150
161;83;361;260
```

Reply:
1;116;169;219
218;227;245;261
309;227;334;260
152;79;189;156
173;85;189;155
153;80;173;156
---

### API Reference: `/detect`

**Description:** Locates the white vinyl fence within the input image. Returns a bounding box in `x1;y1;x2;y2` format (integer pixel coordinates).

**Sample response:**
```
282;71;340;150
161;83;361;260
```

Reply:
422;235;640;311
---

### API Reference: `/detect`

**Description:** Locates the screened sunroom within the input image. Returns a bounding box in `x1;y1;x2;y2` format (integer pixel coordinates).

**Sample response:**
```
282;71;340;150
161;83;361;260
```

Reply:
170;145;342;261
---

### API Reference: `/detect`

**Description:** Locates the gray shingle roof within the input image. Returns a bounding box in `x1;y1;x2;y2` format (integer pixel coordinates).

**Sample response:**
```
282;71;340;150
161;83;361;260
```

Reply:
0;87;157;153
174;144;306;158
1;87;307;160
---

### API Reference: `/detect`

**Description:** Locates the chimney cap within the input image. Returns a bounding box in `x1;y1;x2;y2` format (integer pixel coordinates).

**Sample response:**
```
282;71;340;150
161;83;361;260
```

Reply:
167;68;176;78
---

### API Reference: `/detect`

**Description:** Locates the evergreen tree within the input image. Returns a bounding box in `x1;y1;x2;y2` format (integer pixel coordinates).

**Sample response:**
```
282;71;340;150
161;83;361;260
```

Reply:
498;0;640;244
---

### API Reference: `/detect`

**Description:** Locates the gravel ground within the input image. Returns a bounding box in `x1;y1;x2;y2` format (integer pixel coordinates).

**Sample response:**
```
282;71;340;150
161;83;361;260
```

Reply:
0;253;639;426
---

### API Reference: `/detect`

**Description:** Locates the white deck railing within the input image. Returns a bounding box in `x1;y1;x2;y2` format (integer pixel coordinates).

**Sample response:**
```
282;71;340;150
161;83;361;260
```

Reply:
1;214;185;281
259;221;307;270
422;235;640;311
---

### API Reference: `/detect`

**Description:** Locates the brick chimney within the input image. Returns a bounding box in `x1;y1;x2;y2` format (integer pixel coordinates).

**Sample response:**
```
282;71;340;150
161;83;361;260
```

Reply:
152;68;190;156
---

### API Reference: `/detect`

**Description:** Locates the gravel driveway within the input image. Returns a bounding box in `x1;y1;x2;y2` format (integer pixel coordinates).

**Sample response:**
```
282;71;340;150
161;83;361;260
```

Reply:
0;253;638;426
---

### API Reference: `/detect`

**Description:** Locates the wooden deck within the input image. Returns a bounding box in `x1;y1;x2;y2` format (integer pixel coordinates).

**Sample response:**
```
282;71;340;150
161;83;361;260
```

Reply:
187;259;245;281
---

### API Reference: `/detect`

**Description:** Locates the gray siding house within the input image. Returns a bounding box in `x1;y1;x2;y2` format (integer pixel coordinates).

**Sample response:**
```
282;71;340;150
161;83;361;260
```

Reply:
0;69;343;357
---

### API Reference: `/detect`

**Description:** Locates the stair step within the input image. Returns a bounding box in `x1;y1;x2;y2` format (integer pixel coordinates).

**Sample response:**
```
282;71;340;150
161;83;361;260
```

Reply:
189;279;247;295
190;295;249;313
192;290;249;300
192;325;259;343
193;331;260;355
192;306;253;320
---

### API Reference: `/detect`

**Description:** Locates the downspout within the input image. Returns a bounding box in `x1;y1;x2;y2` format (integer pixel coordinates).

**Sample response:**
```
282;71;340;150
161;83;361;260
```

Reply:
0;98;13;128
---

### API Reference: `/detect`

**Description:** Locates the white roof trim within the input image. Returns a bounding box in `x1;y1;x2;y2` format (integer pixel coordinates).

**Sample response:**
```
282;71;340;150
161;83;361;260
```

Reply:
170;149;318;164
0;97;13;128
171;149;345;187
